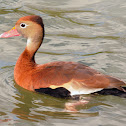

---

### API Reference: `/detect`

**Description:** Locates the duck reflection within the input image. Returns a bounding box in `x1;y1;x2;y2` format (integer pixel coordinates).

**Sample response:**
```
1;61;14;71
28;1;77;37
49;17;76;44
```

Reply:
11;83;112;122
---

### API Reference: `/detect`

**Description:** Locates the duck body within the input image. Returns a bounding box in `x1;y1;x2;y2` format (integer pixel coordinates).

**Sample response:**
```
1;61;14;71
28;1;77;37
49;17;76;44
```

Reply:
14;45;125;96
0;15;126;98
14;48;105;95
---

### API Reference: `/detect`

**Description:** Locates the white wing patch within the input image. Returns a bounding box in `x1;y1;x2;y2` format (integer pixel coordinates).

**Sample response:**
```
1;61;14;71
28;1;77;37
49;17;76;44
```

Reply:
50;80;103;96
68;86;103;96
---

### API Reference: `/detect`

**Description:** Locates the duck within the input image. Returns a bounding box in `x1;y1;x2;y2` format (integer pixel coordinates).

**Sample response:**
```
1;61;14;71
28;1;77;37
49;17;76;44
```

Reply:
0;15;126;99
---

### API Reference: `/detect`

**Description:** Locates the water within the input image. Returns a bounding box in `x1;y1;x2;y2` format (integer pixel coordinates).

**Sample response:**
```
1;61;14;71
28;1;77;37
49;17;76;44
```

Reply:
0;0;126;125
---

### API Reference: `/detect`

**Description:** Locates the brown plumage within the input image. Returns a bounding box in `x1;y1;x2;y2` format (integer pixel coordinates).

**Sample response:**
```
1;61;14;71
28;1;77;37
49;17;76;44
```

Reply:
0;15;126;97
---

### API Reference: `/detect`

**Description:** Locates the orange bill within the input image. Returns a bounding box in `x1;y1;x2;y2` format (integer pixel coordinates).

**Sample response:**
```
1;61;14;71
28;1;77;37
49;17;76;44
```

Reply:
0;27;20;38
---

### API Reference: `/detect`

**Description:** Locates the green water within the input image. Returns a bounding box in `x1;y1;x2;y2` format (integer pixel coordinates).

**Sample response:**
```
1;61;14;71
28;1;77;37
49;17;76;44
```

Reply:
0;0;126;125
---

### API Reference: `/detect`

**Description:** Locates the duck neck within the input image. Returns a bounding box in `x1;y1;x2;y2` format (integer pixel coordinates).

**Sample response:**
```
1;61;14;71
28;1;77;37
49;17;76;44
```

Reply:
26;37;42;60
22;47;36;64
14;47;36;87
15;37;43;69
15;48;36;70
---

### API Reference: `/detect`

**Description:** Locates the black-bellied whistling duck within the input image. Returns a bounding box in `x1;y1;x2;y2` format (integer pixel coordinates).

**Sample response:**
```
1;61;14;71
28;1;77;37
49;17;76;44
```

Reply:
0;15;126;99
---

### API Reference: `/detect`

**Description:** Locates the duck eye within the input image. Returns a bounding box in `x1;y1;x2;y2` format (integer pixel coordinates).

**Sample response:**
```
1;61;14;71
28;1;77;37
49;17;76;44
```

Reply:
20;23;27;28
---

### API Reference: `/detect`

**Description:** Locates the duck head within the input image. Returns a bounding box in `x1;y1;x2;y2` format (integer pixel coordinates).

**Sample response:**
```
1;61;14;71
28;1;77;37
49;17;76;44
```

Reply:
0;15;45;53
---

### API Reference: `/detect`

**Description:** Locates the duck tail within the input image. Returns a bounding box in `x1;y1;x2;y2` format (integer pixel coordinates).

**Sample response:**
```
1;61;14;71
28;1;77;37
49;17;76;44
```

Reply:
106;75;126;92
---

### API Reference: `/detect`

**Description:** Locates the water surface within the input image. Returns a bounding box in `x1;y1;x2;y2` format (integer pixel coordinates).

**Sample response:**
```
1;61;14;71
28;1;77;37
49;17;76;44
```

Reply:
0;0;126;126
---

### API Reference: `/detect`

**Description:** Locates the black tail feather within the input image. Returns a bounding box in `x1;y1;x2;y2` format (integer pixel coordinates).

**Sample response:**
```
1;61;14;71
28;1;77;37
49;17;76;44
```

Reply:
95;87;126;98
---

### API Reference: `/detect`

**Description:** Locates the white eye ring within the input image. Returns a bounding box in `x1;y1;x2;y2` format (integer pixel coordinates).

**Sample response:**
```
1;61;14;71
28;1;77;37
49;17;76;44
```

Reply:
20;23;28;28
